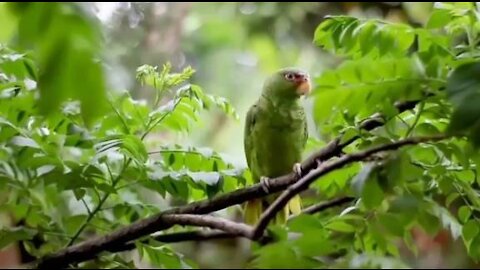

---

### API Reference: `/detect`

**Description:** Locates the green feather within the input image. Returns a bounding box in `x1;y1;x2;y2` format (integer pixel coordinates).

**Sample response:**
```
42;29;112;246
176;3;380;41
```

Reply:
243;67;309;226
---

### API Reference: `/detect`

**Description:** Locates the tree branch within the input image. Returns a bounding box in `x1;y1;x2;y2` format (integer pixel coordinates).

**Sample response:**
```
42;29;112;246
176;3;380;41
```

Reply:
113;196;356;253
252;134;449;239
161;214;254;239
36;213;258;268
300;196;355;215
34;98;425;268
116;230;235;252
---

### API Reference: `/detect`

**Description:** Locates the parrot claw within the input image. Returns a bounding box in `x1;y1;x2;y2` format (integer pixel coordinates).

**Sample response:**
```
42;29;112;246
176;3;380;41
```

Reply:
293;163;302;179
316;159;323;168
260;176;271;193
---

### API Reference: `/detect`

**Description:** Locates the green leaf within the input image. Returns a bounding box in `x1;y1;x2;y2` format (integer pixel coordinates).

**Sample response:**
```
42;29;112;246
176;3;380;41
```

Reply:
313;57;424;133
404;229;418;256
0;4;18;43
253;241;318;269
446;61;480;140
340;127;359;144
0;227;36;249
427;9;452;28
468;234;480;261
73;188;86;200
15;3;108;125
63;215;87;236
10;136;40;149
428;200;462;240
377;213;410;237
446;193;460;207
121;135;148;163
136;242;191;269
417;211;441;236
288;214;324;233
294;232;336;257
187;171;221;185
458;206;472;224
352;164;384;209
325;220;355;233
313;16;414;58
463;219;480;245
361;177;384;209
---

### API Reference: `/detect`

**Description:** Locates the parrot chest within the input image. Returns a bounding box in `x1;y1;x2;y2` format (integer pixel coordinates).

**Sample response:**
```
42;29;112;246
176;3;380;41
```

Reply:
252;103;305;177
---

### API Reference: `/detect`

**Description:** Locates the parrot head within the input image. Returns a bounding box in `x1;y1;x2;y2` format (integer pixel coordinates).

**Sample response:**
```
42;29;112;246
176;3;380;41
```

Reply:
263;67;311;99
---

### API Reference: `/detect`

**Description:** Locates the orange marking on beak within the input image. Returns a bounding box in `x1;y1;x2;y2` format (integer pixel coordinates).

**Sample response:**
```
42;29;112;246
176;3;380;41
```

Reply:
296;80;311;95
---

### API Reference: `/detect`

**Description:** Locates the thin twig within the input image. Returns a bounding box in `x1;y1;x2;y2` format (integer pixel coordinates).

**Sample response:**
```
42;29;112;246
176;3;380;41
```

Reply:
66;158;132;247
404;101;425;138
80;198;91;215
114;230;235;252
300;196;355;215
141;97;184;140
107;96;130;134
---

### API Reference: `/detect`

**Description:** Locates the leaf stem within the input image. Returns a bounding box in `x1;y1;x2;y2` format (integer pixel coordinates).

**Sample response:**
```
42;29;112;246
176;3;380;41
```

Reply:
141;97;184;140
107;96;130;134
81;198;91;215
404;101;425;138
66;158;132;247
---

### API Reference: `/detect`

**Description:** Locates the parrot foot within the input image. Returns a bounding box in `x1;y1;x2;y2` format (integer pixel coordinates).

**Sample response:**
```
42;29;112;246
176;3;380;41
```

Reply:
293;163;303;180
316;159;323;168
260;176;271;193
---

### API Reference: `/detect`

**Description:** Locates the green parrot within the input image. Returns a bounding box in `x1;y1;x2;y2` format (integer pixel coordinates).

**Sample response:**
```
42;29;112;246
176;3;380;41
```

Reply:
243;67;311;225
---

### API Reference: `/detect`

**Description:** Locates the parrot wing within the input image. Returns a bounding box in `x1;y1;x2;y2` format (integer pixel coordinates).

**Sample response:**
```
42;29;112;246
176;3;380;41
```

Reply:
301;108;308;149
244;103;258;180
243;103;264;225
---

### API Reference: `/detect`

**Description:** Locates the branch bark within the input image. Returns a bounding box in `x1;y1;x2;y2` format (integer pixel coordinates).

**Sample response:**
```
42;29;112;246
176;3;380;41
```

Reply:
35;98;424;268
300;196;355;215
111;196;355;253
35;214;256;268
162;214;254;238
252;134;449;239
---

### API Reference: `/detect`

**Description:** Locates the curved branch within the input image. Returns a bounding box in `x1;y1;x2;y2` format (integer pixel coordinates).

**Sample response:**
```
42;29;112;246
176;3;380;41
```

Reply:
115;230;235;252
252;134;449;239
300;196;355;216
35;213;257;268
162;214;254;238
34;98;425;268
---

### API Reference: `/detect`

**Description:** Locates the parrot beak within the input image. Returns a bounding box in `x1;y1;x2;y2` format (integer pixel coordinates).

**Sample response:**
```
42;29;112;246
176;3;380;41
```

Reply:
295;74;311;96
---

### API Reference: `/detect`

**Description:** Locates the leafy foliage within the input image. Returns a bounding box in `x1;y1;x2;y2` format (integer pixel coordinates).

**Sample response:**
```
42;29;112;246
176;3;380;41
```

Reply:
6;3;109;126
249;2;480;269
0;3;241;266
2;2;480;270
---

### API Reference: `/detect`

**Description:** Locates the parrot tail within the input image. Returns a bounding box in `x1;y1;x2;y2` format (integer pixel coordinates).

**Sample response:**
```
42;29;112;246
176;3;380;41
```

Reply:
243;195;302;226
244;199;263;225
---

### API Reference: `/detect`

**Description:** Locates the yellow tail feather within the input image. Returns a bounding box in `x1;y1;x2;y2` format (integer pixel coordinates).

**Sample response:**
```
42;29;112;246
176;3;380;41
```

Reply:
243;195;302;226
244;199;263;226
288;194;302;215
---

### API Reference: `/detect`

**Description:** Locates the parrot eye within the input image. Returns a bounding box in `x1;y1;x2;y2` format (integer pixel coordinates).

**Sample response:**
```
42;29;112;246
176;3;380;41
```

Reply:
285;73;295;81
